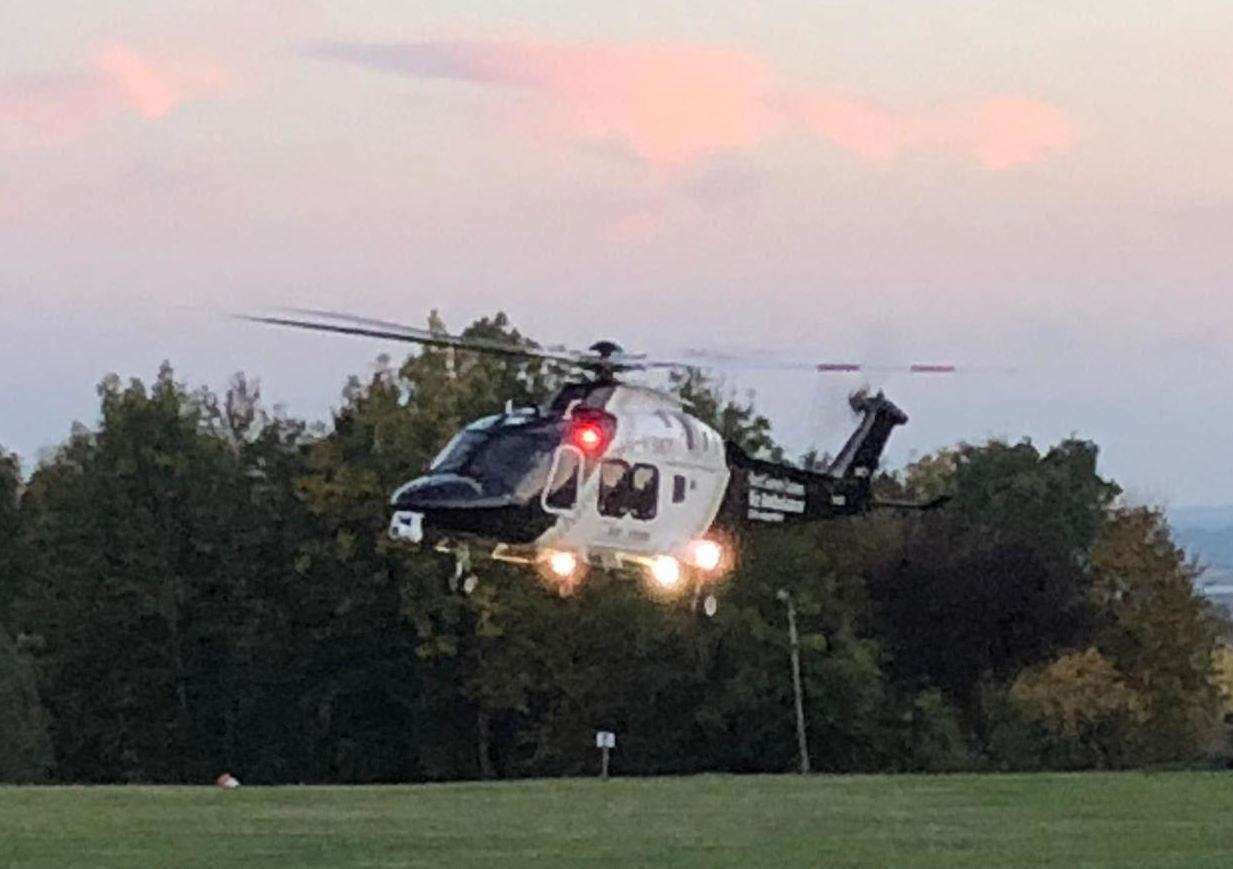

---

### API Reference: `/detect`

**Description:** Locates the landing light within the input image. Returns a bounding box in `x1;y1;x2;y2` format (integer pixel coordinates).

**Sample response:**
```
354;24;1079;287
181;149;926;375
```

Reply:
548;550;578;578
690;540;723;572
650;555;681;589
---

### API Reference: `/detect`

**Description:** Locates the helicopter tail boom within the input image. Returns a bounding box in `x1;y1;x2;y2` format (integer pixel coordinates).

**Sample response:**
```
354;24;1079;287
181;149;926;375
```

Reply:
720;390;909;526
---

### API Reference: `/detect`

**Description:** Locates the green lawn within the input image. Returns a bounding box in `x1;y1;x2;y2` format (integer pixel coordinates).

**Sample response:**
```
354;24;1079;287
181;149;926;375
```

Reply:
2;772;1232;866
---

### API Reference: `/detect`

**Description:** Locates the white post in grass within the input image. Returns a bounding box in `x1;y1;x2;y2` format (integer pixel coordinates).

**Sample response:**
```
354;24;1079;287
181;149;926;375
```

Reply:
596;731;616;779
777;588;811;775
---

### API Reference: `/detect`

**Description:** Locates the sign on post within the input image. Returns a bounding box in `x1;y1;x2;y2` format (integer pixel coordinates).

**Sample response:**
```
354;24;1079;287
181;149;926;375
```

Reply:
595;730;616;779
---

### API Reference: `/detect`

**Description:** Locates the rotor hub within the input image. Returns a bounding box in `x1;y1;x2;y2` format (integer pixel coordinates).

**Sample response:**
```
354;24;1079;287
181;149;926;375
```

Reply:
588;340;624;359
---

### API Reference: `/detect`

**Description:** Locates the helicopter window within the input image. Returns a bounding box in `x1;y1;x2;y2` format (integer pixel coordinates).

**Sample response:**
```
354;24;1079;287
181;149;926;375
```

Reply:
673;474;687;503
429;421;563;497
543;447;581;511
470;428;561;495
430;430;485;473
598;460;658;520
629;464;659;520
598;460;630;517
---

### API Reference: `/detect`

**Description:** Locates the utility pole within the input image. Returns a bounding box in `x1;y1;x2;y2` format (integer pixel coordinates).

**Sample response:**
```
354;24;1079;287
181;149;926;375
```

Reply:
776;588;811;775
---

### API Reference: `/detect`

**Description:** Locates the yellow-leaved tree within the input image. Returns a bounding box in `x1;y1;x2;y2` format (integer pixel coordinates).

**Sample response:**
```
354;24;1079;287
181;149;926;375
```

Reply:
1012;507;1227;767
1010;647;1146;767
1089;507;1226;762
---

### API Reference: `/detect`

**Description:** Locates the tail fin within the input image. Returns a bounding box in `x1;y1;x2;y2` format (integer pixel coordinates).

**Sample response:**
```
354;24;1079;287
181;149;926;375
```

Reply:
827;390;909;483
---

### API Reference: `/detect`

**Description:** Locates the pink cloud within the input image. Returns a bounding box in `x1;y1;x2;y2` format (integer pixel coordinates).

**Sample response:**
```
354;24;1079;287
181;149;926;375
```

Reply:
95;44;232;119
0;74;111;150
310;39;1076;170
0;43;232;150
784;92;1075;169
966;97;1074;169
522;44;775;166
311;41;775;165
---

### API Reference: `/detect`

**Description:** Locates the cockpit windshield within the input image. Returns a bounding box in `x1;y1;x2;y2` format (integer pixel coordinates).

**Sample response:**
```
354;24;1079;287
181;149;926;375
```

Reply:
429;417;565;498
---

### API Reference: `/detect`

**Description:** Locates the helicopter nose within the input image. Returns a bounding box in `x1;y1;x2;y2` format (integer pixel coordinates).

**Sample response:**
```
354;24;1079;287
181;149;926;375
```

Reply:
390;474;484;511
388;472;554;545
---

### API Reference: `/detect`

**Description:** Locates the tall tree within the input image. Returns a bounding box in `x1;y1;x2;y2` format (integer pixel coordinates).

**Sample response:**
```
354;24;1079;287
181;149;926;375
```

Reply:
0;449;24;627
0;626;53;781
1088;507;1225;761
870;439;1120;732
295;312;562;781
20;367;246;781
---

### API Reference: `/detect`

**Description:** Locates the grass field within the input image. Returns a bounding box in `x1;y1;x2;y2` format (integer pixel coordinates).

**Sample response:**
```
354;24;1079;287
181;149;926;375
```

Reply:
3;772;1233;866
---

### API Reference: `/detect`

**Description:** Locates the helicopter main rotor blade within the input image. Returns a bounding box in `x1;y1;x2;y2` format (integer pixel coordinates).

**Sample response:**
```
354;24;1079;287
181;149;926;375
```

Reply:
817;363;958;374
236;309;587;366
280;307;441;335
279;308;591;364
236;308;1008;376
636;349;970;374
814;363;1019;374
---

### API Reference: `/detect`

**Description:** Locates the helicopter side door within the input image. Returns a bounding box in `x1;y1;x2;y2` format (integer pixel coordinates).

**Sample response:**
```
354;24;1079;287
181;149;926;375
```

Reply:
534;445;669;554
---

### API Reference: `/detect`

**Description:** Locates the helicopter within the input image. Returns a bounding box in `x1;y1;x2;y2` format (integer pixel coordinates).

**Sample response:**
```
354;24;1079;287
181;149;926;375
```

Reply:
240;309;952;615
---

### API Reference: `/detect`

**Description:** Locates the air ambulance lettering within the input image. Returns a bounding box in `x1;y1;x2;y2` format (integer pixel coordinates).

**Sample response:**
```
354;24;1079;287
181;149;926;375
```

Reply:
748;509;786;522
751;491;807;513
748;473;806;497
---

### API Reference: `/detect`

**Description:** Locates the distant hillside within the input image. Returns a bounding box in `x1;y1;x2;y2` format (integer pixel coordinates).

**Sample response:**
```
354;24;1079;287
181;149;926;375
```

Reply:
1173;526;1233;570
1168;507;1233;590
1170;505;1233;532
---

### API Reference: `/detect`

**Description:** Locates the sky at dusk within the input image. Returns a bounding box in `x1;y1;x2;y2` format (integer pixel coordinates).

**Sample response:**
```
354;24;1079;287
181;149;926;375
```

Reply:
2;2;1232;505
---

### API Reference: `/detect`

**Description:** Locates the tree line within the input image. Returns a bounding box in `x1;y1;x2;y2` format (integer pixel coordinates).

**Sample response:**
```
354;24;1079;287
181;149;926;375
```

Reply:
1;313;1229;783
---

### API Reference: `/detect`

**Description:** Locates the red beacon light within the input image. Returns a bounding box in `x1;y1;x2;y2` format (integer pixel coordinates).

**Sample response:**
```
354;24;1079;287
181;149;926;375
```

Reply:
568;408;617;455
574;423;603;451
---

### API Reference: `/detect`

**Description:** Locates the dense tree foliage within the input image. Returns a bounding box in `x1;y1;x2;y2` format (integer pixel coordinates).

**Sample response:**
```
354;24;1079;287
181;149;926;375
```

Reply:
0;450;26;627
0;452;53;780
870;441;1120;729
2;314;1228;782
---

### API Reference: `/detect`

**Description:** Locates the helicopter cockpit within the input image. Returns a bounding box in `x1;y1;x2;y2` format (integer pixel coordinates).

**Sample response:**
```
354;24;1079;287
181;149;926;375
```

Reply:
406;412;564;501
387;408;575;543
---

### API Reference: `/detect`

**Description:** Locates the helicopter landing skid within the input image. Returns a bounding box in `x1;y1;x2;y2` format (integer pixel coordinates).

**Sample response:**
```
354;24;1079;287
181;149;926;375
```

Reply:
434;540;540;595
434;540;537;565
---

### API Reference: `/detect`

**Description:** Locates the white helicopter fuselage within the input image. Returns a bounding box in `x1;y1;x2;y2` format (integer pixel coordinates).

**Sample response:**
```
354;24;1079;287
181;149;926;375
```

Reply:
387;382;734;588
536;384;730;565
